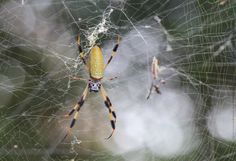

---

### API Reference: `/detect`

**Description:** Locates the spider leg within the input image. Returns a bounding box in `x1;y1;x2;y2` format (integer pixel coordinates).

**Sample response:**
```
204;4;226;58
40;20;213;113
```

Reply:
70;76;87;81
147;79;166;99
107;76;118;81
160;79;166;84
104;35;120;69
146;83;154;100
63;85;89;141
102;76;118;82
77;35;89;71
154;85;161;94
100;85;116;139
154;79;166;94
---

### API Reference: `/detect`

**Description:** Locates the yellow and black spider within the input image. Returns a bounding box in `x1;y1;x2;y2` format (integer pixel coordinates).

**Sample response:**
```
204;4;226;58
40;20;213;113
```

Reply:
64;35;120;140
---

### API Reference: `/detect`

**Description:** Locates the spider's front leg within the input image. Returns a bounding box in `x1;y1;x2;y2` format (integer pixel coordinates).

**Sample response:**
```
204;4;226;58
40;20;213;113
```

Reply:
104;35;120;69
77;35;86;66
100;85;116;139
63;85;89;140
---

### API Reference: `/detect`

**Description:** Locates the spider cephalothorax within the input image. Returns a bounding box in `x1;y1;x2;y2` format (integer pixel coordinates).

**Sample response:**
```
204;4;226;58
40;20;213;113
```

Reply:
88;79;101;92
63;35;120;140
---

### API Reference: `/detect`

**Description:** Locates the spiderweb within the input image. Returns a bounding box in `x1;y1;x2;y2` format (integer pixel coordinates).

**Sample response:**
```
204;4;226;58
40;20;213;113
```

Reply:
0;0;236;161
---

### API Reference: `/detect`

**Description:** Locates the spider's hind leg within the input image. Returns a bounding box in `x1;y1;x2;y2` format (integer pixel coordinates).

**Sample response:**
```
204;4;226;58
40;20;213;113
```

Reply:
63;85;89;141
100;85;116;139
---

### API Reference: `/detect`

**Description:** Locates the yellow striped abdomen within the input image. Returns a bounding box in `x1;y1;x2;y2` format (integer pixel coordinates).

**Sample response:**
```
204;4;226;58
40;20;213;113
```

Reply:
89;46;105;79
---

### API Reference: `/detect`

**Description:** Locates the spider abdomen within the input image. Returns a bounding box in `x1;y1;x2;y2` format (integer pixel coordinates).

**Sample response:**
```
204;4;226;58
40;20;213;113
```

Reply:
89;46;105;79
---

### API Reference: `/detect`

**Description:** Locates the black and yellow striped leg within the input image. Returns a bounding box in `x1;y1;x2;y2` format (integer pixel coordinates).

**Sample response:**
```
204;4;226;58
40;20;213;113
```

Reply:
63;85;89;140
77;35;88;69
100;85;116;139
105;35;120;69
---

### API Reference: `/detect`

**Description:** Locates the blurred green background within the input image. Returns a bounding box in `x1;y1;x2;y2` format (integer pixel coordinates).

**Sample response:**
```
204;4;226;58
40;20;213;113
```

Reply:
0;0;236;161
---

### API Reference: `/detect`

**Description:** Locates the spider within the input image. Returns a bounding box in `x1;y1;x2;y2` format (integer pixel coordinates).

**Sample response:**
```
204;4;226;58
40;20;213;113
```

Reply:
63;35;120;140
146;56;165;99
